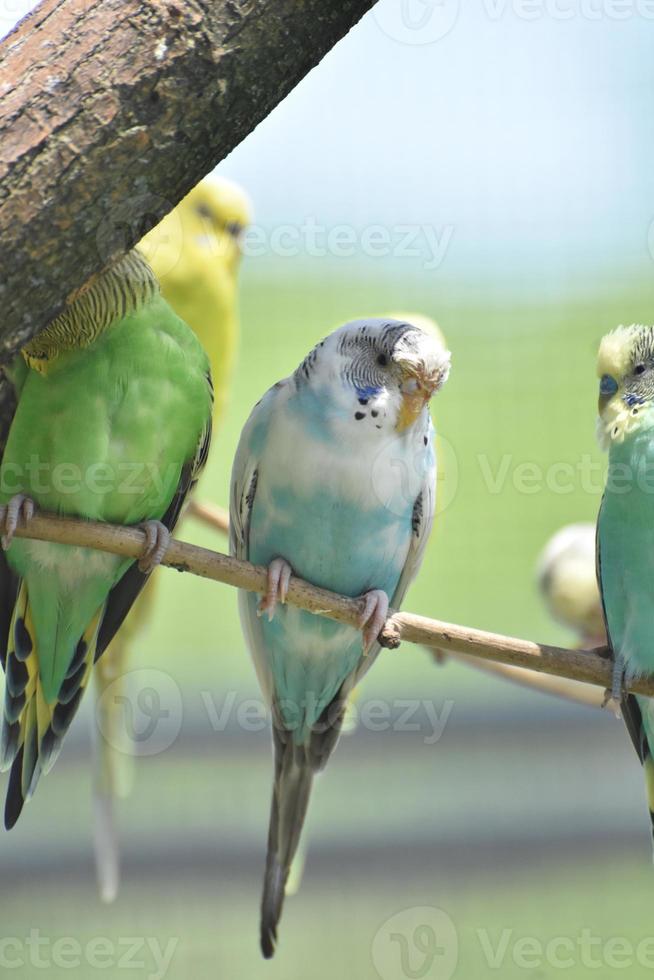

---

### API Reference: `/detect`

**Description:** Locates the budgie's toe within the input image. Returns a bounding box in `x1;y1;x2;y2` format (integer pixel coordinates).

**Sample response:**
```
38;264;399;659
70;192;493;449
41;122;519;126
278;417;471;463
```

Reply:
602;654;625;718
137;520;170;573
358;589;389;653
601;690;623;719
0;494;35;550
258;558;293;621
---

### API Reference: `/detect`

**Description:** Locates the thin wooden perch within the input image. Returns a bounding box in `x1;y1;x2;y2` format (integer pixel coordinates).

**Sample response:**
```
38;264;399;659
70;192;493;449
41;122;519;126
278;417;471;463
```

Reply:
186;497;605;708
0;0;377;358
4;509;645;698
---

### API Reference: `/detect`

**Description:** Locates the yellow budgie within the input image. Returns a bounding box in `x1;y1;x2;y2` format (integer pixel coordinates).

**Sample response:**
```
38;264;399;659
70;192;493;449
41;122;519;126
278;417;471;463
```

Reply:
92;176;251;901
536;523;606;649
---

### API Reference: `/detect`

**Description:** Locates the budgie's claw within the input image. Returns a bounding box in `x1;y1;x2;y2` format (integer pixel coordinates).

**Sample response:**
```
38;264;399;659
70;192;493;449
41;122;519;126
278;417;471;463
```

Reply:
358;589;389;653
258;558;293;621
138;520;170;573
0;494;35;550
601;690;622;719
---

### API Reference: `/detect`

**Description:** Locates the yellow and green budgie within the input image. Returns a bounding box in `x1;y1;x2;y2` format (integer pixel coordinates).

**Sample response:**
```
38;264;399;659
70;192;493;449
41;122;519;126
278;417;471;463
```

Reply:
92;175;251;900
596;324;654;839
0;250;213;832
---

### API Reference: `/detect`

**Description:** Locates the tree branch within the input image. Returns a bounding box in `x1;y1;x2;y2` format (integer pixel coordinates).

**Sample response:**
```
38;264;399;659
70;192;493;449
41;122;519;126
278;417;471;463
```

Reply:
186;497;607;709
0;0;377;358
433;650;605;708
187;498;230;534
5;509;645;697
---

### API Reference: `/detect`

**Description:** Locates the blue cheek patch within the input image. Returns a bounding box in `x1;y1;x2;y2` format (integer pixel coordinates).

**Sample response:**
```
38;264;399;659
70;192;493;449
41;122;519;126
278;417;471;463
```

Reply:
624;392;645;407
600;374;618;397
355;385;383;403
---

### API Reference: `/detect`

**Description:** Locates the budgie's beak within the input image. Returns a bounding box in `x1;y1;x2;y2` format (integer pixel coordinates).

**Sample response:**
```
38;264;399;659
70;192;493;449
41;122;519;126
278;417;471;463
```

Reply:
395;362;438;431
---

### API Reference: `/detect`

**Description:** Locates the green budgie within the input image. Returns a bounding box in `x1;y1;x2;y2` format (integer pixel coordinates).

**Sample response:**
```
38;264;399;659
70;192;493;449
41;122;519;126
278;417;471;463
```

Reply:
0;249;213;829
596;324;654;837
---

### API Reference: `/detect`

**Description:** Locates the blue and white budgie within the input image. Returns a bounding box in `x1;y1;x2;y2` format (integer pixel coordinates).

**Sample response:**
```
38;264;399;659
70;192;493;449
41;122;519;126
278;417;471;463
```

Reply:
230;318;451;957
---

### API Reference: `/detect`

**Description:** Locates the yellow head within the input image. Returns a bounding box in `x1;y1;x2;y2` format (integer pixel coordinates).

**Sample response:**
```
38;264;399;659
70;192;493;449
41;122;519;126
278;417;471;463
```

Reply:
596;324;654;448
140;175;252;284
138;176;252;422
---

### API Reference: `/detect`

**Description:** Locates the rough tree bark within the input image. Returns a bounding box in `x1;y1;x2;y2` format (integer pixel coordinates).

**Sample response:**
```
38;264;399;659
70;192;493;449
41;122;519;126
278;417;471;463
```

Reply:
0;0;377;360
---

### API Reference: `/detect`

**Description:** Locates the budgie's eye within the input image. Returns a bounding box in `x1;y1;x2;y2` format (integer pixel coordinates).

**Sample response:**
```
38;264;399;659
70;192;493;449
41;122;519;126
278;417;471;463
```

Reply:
195;203;214;222
377;353;389;367
635;363;646;375
226;221;243;238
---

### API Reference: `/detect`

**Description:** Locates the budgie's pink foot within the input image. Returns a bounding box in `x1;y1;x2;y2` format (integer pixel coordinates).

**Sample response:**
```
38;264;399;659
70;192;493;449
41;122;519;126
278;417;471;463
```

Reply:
358;589;389;653
138;520;170;573
258;558;293;621
0;494;35;550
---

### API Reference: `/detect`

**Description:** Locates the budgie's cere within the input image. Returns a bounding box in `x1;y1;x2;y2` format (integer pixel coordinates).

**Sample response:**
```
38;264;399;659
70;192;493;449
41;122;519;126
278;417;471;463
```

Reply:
230;318;450;957
0;250;212;830
596;324;654;840
536;523;605;647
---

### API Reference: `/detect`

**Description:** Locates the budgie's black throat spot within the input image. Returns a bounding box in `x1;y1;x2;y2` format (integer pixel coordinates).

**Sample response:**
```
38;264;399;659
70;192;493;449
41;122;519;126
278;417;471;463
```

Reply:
354;412;365;420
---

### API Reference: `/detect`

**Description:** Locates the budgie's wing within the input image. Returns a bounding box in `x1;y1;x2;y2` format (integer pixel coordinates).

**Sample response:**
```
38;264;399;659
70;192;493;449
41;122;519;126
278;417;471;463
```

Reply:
230;383;289;704
348;422;436;692
0;559;18;674
0;363;25;673
390;438;436;608
95;387;212;660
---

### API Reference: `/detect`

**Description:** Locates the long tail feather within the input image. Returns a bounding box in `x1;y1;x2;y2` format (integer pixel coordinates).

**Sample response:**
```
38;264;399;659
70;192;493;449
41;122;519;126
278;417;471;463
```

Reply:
622;693;654;846
260;696;347;958
90;622;140;903
93;788;120;903
261;736;313;959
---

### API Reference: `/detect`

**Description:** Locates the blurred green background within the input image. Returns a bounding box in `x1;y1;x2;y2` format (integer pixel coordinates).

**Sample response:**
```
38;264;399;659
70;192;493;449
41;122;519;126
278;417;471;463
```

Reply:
5;2;654;979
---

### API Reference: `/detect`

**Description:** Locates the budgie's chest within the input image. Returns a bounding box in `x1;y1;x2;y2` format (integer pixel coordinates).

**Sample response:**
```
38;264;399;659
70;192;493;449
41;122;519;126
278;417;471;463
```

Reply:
248;390;429;598
243;382;433;737
599;424;654;675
